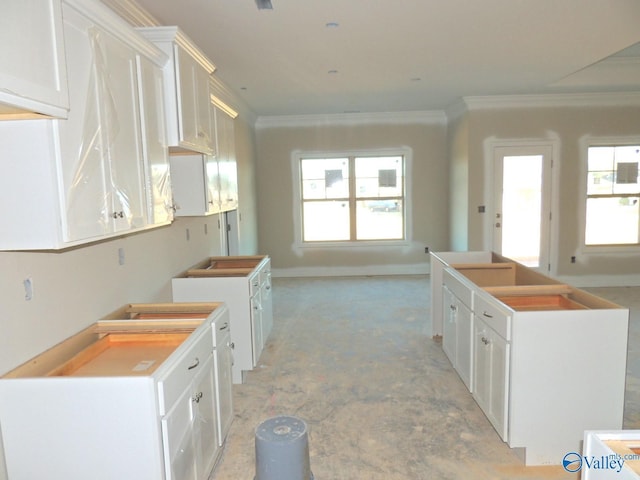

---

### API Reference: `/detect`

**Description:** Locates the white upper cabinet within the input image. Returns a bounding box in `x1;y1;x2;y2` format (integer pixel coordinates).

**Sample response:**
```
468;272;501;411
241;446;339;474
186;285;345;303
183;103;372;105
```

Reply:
212;102;238;212
0;0;170;250
137;55;174;226
0;0;69;118
58;4;146;241
138;27;216;155
169;154;221;216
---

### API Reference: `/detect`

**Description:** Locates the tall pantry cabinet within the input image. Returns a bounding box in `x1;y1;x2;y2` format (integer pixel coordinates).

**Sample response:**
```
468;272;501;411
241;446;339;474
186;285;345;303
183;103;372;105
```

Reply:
0;0;174;250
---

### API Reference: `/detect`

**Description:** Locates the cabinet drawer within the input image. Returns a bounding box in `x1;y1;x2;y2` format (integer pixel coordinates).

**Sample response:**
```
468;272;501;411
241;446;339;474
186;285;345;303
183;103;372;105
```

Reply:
157;327;213;414
474;291;512;340
443;268;473;308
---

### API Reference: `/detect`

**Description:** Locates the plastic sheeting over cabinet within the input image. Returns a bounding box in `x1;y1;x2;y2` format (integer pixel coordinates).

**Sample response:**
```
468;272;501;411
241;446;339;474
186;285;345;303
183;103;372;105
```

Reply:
0;0;172;250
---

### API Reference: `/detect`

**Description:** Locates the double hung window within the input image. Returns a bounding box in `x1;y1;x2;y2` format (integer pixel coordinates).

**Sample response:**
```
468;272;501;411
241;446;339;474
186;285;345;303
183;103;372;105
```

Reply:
585;144;640;246
299;154;405;242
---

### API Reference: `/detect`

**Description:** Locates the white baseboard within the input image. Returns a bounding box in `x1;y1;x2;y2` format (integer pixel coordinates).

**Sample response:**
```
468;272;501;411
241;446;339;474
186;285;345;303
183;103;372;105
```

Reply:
553;274;640;288
271;263;430;278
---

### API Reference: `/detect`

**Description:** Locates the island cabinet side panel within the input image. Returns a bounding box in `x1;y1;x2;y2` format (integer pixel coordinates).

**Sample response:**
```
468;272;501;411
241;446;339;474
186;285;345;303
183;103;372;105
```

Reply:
508;308;629;464
0;376;163;480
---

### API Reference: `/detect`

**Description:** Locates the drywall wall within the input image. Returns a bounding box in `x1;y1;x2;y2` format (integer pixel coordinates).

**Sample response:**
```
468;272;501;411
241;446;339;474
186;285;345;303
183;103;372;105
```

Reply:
234;114;259;254
254;114;449;276
0;216;226;375
463;102;640;285
447;112;469;251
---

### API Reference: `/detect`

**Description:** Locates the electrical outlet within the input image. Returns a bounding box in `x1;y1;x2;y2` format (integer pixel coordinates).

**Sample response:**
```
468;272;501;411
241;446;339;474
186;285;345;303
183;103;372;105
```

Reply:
204;223;208;235
118;247;125;266
571;256;576;263
186;228;190;241
425;246;429;254
23;277;33;301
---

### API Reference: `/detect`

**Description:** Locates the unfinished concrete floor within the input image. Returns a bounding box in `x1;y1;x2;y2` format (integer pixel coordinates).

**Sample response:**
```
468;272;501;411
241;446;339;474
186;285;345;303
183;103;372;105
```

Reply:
211;276;640;480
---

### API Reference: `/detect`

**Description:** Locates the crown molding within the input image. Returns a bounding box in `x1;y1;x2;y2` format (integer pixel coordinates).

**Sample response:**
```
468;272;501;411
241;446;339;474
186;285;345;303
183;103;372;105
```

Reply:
255;110;447;129
98;0;161;27
462;91;640;110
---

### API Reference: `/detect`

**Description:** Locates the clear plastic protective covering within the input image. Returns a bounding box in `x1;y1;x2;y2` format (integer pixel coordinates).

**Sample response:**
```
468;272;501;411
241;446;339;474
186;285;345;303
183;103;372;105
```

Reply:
62;25;146;242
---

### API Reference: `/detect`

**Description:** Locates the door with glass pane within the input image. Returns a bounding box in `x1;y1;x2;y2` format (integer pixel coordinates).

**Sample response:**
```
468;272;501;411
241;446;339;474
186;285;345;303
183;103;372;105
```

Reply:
492;145;552;271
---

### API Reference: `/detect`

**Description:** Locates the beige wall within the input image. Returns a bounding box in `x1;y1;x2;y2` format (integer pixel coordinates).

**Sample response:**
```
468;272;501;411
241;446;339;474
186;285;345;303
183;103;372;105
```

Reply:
461;103;640;284
447;113;469;251
254;117;449;276
0;217;222;375
234;114;259;254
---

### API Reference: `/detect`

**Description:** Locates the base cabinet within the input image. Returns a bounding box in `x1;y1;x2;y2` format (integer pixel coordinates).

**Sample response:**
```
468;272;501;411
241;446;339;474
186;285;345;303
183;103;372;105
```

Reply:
582;431;640;480
172;256;273;384
0;302;232;480
432;251;630;465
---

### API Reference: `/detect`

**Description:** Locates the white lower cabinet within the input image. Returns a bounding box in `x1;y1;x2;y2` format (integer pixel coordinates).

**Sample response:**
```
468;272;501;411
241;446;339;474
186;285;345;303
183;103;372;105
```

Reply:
432;251;630;465
172;256;273;384
0;302;232;480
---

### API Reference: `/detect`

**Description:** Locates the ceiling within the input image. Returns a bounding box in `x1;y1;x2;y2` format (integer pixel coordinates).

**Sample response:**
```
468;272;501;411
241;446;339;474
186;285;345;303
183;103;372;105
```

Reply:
130;0;640;117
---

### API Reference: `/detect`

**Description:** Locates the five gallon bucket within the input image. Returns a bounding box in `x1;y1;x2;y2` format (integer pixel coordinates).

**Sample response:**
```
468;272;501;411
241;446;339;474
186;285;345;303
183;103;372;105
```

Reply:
254;415;314;480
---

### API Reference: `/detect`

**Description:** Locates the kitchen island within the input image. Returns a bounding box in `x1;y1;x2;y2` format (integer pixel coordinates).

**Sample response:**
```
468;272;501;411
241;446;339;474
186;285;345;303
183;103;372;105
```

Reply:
430;251;629;466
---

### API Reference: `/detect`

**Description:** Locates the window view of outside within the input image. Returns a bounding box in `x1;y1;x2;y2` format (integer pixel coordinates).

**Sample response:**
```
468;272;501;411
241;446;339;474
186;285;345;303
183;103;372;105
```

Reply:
500;155;543;267
586;145;640;246
300;155;404;242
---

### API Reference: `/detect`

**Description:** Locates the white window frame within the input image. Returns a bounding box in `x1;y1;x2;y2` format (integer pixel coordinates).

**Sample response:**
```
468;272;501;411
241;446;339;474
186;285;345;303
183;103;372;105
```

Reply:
292;147;412;249
579;135;640;254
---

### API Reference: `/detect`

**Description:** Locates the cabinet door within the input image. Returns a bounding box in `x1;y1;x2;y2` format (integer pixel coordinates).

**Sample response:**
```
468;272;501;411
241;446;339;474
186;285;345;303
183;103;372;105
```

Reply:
473;318;509;441
250;290;264;367
97;29;146;233
175;45;213;154
456;301;473;392
205;154;221;214
57;5;111;241
442;286;457;365
214;106;238;212
0;0;68;117
191;354;219;480
473;319;492;422
260;271;273;342
214;325;234;446
162;389;198;480
137;54;173;226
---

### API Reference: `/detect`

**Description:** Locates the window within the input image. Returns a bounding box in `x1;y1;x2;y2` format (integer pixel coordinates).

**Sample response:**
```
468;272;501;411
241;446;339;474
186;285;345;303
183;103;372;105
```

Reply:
299;154;405;242
585;144;640;246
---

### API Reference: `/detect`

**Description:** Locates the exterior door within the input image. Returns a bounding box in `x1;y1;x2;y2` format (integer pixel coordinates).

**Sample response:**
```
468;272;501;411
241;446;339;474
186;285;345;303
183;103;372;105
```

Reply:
492;145;553;272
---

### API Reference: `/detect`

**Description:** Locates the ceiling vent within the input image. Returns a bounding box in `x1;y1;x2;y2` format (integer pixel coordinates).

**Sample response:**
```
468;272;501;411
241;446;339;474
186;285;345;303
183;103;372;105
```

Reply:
255;0;273;9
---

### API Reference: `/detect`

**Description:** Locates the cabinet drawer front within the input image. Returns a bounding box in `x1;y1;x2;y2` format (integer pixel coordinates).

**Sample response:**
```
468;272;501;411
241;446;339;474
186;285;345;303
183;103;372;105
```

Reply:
443;268;473;308
158;329;213;415
474;292;511;340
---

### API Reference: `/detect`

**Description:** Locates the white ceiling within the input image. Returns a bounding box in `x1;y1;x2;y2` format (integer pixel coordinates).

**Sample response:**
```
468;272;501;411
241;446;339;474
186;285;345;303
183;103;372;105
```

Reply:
130;0;640;117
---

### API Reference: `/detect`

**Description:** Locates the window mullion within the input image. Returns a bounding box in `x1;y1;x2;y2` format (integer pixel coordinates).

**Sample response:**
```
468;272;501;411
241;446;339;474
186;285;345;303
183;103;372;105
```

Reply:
348;156;357;240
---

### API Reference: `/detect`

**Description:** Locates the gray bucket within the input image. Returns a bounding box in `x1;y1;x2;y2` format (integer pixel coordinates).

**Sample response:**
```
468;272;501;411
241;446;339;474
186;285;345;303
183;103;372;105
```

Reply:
254;415;314;480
